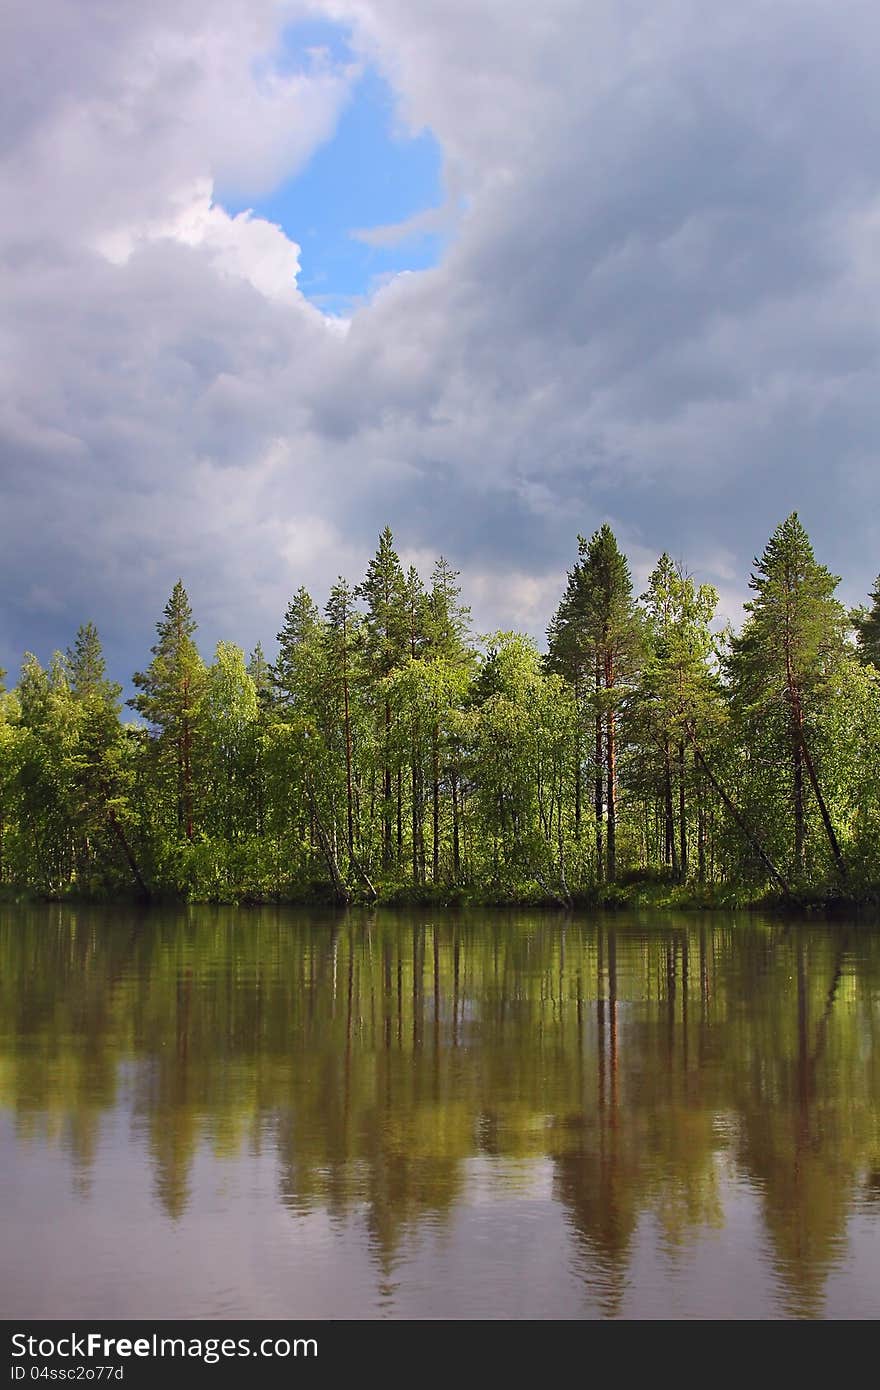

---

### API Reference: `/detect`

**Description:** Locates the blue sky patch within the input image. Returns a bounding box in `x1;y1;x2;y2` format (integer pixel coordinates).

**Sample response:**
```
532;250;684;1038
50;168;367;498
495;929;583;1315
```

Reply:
222;20;447;314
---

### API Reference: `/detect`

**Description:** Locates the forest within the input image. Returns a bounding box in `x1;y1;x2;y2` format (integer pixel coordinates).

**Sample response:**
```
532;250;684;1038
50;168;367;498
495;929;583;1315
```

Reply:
2;511;880;908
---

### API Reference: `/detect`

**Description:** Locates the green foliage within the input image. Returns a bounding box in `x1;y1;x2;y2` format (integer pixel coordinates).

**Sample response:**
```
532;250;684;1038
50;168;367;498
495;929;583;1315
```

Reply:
130;581;206;842
727;513;850;881
851;573;880;668
5;515;880;907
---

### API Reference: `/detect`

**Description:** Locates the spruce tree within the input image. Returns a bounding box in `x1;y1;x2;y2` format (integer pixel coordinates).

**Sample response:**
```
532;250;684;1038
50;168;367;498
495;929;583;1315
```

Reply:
547;563;592;847
851;576;880;667
131;581;205;841
427;557;471;660
273;588;321;708
247;642;273;705
67;622;122;708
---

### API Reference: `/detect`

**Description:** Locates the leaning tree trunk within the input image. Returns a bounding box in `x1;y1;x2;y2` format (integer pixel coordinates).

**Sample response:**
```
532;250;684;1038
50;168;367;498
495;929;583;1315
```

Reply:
795;710;847;881
687;727;792;899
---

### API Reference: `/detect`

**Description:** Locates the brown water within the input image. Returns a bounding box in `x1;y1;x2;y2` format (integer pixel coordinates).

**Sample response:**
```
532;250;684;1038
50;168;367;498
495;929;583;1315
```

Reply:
1;903;878;1320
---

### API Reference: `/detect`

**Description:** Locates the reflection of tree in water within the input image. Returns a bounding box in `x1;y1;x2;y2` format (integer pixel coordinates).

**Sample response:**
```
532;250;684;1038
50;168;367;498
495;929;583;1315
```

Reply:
1;904;880;1313
729;933;874;1317
275;926;469;1289
552;927;722;1313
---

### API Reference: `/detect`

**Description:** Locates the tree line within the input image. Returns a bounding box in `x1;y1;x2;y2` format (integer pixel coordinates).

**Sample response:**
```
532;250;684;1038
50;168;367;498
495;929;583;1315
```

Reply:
2;513;879;904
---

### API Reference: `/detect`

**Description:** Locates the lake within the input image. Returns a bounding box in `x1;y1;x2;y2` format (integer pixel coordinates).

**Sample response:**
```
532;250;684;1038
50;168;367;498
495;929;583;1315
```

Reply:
1;903;878;1320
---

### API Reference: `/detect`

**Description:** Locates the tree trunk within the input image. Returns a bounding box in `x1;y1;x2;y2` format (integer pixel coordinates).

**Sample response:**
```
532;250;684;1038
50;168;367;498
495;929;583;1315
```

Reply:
308;784;350;904
573;674;581;841
594;660;604;883
697;764;706;885
383;698;392;870
785;645;806;874
664;738;677;873
687;728;792;898
342;637;354;855
348;841;378;900
107;807;150;899
793;728;805;874
432;722;440;882
678;739;687;882
797;721;847;881
605;653;616;883
411;737;420;886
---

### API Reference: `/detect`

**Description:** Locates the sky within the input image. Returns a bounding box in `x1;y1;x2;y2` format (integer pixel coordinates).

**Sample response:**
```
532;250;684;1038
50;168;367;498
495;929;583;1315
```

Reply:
3;0;880;687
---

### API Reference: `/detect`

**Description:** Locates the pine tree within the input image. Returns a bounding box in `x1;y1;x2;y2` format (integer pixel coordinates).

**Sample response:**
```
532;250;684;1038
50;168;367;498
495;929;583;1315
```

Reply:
63;623;145;892
547;566;592;847
426;557;471;660
273;588;322;708
131;581;205;841
729;514;849;878
851;576;880;667
67;622;122;708
246;642;272;836
550;526;641;882
324;578;361;857
247;642;273;706
359;528;408;870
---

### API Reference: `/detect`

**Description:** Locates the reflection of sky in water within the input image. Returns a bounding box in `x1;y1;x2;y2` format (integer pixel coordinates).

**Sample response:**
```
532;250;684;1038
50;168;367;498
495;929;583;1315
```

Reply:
3;1116;877;1319
1;908;879;1320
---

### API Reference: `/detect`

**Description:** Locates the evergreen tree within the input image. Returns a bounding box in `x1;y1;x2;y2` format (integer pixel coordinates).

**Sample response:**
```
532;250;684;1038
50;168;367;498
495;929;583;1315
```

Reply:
131;581;205;841
851;576;880;667
324;578;362;858
419;558;474;879
550;526;641;881
273;588;322;707
426;557;471;660
247;642;273;706
728;514;849;878
359;528;408;870
246;642;273;838
66;622;121;707
547;563;592;848
62;623;145;893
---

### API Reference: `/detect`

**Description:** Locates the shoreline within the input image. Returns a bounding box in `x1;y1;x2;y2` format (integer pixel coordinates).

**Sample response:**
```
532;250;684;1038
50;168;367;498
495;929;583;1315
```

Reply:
3;880;876;919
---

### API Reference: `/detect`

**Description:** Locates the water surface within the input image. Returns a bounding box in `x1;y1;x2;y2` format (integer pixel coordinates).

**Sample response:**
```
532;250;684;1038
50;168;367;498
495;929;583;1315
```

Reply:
1;904;878;1319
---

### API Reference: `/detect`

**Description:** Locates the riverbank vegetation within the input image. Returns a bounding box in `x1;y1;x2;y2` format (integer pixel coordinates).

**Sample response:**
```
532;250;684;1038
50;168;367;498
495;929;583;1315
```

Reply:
2;513;879;909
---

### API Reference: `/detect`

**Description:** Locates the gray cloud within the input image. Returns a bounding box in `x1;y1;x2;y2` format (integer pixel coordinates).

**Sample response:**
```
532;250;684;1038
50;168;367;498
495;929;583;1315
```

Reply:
3;0;880;689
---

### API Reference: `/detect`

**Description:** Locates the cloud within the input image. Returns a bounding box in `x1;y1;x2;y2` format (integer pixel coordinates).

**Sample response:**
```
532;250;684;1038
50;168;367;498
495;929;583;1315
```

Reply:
3;1;880;688
351;200;456;249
